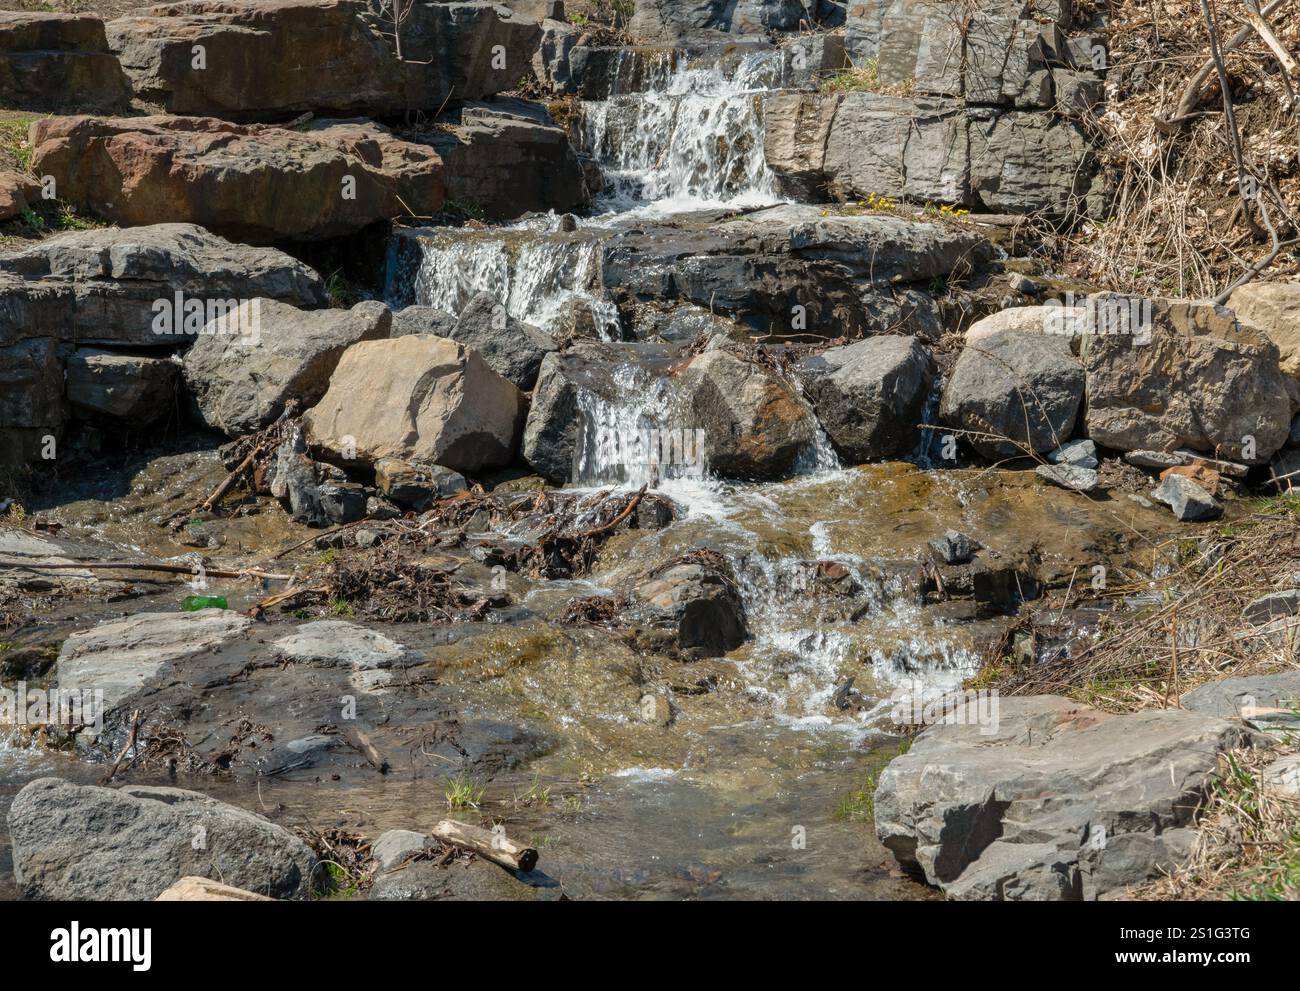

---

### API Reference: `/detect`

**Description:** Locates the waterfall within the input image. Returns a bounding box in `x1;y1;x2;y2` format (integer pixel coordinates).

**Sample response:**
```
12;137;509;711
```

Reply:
406;224;621;339
581;51;783;211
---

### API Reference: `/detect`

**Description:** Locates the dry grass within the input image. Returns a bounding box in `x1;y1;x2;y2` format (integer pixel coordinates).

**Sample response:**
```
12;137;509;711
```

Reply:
1129;746;1300;900
1056;0;1300;300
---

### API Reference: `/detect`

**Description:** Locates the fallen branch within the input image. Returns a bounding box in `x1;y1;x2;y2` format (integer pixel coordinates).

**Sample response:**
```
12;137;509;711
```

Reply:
572;483;648;539
432;819;538;873
0;560;292;581
102;709;142;784
199;443;268;513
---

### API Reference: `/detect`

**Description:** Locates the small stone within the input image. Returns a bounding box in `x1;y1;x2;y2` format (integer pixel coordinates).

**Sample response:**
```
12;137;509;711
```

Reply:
1173;450;1248;478
317;481;367;524
372;829;429;871
1260;755;1300;798
1150;474;1222;521
1036;463;1099;492
374;457;468;510
354;528;386;549
1125;450;1191;470
1047;439;1098;469
1008;272;1041;295
928;529;978;565
1241;590;1300;626
365;495;402;520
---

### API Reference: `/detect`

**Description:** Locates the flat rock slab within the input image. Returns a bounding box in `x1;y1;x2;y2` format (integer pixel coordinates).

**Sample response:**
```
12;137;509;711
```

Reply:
8;777;317;900
874;695;1252;900
274;620;422;692
0;527;97;591
1181;672;1300;735
57;609;252;708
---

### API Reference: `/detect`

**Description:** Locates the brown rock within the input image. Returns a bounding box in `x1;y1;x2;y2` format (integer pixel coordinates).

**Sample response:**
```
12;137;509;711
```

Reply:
0;12;130;112
305;336;523;474
156;876;275;901
0;171;40;222
1159;464;1221;496
30;115;443;243
1227;282;1300;380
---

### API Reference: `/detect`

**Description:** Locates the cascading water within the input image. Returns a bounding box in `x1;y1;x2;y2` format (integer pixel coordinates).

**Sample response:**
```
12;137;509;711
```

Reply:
581;51;784;211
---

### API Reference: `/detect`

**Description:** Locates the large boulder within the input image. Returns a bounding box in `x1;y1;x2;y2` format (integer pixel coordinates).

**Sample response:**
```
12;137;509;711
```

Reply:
183;299;391;436
417;99;588;220
106;0;541;119
670;345;819;480
8;777;317;900
1084;299;1295;463
940;330;1083;460
874;695;1254;900
797;335;934;463
0;11;130;111
0;223;326;349
445;291;556;390
65;348;178;426
629;0;806;43
31;115;443;243
1227;282;1300;380
0;337;65;465
304;335;524;474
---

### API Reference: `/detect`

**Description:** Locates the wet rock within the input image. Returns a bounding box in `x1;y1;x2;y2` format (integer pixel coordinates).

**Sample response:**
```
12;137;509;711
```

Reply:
305;335;524;475
1150;474;1221;522
274;620;421;675
65;349;177;426
0;11;130;111
928;530;978;565
31;115;444;242
0;338;66;464
1084;298;1295;463
56;609;253;710
1035;463;1099;493
270;429;327;527
183;300;390;437
523;341;680;484
375;457;468;510
1241;590;1300;627
601;204;986;339
0;170;41;222
628;553;749;658
416;99;589;220
797;336;934;463
390;304;459;339
317;481;368;524
369;855;559;901
940;330;1083;460
1181;672;1300;734
671;346;818;480
8;777;318;900
1047;438;1097;469
0;528;97;591
256;733;344;776
874;695;1253;900
0;223;326;349
445;291;558;390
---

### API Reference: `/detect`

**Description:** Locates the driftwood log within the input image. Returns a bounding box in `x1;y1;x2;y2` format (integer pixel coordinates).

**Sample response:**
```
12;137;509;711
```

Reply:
432;819;538;873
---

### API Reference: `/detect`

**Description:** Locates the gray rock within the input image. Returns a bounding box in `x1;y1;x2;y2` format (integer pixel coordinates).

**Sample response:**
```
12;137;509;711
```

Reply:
628;0;805;43
183;300;390;436
374;457;467;510
0;223;326;349
256;733;343;777
317;481;368;524
419;98;589;220
1008;273;1042;295
797;336;934;463
1085;298;1294;463
8;777;317;899
1182;672;1300;734
940;330;1083;460
671;346;818;480
390;305;458;339
66;348;177;426
1125;450;1191;470
57;609;252;710
446;291;557;390
372;829;430;871
874;695;1253;900
1242;590;1300;626
1048;438;1097;469
1035;463;1099;493
369;857;558;901
928;529;977;565
1150;474;1222;521
0;337;66;464
628;553;749;659
269;428;326;526
1260;755;1300;798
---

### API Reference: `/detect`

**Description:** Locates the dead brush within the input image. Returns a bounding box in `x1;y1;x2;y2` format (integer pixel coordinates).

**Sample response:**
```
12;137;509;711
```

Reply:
998;497;1300;711
1128;746;1300;900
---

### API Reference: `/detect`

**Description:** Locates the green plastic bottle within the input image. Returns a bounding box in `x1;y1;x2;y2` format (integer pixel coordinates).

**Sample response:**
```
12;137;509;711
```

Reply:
182;595;228;611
